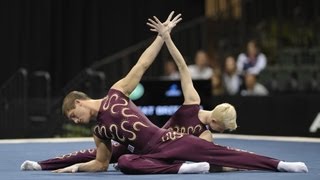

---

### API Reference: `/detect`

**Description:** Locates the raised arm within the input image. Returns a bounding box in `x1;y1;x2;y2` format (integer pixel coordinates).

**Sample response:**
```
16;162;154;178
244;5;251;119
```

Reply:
112;12;180;97
111;35;164;96
147;13;200;105
53;135;112;173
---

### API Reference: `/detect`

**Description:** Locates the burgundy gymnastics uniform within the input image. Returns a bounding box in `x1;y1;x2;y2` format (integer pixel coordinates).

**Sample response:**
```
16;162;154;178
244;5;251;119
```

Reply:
96;89;280;174
39;104;206;170
39;141;128;170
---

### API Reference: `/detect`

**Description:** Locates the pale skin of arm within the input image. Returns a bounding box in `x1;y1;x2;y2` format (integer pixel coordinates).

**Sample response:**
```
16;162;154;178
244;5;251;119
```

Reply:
147;15;212;142
147;14;199;106
112;11;181;97
111;35;164;96
165;33;213;142
53;135;112;173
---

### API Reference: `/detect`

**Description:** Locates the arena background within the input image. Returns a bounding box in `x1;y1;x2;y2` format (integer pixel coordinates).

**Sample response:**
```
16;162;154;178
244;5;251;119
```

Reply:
1;0;320;139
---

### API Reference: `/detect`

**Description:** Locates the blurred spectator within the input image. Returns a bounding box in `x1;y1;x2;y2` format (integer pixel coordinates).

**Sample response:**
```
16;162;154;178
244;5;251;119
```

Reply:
223;56;242;95
237;40;267;76
240;73;269;96
188;50;213;80
160;59;180;80
289;71;299;92
310;71;320;92
211;69;225;96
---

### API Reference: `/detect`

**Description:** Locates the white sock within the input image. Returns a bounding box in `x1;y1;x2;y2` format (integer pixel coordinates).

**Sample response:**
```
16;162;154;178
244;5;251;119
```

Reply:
178;162;210;174
20;160;42;171
277;161;308;173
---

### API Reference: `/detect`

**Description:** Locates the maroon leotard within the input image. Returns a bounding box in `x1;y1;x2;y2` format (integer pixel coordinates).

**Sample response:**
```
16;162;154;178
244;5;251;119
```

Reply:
93;89;168;154
96;89;279;174
39;89;279;173
162;105;207;137
38;141;128;170
38;104;206;170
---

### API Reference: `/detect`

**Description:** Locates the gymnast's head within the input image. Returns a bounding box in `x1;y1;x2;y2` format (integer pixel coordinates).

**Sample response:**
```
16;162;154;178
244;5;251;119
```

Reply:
209;103;237;132
62;91;93;124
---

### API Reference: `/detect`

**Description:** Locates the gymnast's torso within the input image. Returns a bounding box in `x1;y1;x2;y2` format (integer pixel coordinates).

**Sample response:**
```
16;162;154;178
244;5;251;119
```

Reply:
93;89;168;153
162;104;207;137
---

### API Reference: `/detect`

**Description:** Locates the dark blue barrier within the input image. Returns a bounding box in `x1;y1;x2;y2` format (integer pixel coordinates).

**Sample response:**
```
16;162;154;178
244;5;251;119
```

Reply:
207;95;320;137
135;80;320;137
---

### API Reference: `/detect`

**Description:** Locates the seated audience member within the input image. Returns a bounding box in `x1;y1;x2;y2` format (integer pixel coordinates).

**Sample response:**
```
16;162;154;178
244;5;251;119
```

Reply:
161;59;180;80
237;40;267;76
223;56;241;95
188;50;213;80
211;69;225;96
240;73;269;96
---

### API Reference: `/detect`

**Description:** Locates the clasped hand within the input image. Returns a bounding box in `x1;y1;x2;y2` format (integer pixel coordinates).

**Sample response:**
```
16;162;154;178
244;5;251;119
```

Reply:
147;11;182;39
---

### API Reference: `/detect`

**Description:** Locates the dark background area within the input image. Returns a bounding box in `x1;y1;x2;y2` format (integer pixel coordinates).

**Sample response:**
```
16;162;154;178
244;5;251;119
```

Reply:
1;0;320;138
0;0;205;94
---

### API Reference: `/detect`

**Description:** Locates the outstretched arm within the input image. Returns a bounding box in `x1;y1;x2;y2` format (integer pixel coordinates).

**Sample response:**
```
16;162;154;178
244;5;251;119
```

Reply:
111;35;163;96
53;135;112;173
147;14;200;105
112;12;179;97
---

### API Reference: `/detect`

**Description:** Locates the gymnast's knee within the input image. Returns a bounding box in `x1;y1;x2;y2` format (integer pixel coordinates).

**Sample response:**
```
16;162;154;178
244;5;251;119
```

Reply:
117;154;137;174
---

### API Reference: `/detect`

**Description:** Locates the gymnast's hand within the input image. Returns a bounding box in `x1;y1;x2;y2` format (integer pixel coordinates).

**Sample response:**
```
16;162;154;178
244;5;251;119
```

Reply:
147;11;182;40
52;164;79;173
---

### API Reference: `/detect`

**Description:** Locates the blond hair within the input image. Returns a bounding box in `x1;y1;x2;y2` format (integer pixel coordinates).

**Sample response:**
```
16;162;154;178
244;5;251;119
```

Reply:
211;103;237;131
62;91;91;116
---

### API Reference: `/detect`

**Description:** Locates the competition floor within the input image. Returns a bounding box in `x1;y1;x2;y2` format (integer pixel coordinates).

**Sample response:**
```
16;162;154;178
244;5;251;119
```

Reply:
1;134;319;180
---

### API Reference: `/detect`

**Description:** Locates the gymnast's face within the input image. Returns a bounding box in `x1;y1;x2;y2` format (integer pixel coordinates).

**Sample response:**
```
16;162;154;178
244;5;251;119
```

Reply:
209;120;225;133
67;100;91;124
